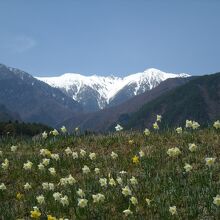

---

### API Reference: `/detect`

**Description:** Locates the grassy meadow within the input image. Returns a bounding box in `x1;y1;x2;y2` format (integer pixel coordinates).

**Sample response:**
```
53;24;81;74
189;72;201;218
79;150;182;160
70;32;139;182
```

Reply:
1;120;220;219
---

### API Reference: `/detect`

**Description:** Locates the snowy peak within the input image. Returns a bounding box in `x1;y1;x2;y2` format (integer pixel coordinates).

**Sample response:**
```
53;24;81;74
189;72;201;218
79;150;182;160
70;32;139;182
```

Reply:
37;73;123;104
36;68;190;111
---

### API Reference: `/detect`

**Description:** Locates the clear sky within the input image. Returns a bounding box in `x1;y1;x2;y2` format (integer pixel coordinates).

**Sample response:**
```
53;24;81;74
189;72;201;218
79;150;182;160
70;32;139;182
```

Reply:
0;0;219;77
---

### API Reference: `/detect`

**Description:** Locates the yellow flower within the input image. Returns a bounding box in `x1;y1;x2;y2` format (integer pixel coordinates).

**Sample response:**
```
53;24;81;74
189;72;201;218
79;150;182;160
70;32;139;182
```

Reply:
82;165;90;174
42;158;50;166
51;153;59;161
213;195;220;206
78;198;88;208
40;149;51;157
11;145;18;152
111;151;118;159
123;209;133;216
128;140;134;145
36;195;45;204
188;143;198;152
122;186;132;197
99;178;107;187
153;122;159;130
130;196;138;206
47;215;57;220
156;114;162;122
65;147;72;155
92;193;105;203
89;152;96;160
167;147;181;157
67;174;76;185
116;177;123;185
48;167;56;176
16;192;23;200
80;149;86;157
24;182;32;190
143;128;150;136
30;210;41;219
185;120;200;129
132;155;139;164
185;120;193;128
2;158;9;170
72;152;78;159
60;195;69;206
192;121;200;129
53;192;62;201
213;120;220;129
42;131;48;139
139;150;145;157
145;198;151;206
60;126;67;134
115;124;123;131
176;127;182;134
109;178;116;186
0;183;6;190
51;129;59;136
23;160;33;170
94;168;100;174
205;157;216;167
38;163;45;171
169;206;177;215
184;163;193;172
130;176;138;186
77;188;85;198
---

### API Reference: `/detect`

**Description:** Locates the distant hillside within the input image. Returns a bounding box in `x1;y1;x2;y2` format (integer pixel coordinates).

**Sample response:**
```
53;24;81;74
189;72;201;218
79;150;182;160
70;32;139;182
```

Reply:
117;72;220;130
0;104;21;122
0;64;82;127
60;77;192;132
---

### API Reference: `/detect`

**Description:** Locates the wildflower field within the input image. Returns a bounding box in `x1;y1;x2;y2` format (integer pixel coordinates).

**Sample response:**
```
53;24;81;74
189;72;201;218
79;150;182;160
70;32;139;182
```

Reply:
1;119;220;219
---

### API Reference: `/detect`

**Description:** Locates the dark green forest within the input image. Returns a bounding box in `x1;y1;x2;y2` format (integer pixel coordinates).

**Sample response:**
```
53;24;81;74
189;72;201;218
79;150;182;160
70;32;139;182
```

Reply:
0;121;52;137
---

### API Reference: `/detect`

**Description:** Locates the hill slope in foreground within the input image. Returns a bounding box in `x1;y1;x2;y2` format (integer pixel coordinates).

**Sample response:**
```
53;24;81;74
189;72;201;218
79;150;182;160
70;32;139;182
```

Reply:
1;123;220;219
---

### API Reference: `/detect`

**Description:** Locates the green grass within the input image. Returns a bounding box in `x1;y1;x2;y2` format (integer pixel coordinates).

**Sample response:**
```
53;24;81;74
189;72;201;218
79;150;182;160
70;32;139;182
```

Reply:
0;127;220;219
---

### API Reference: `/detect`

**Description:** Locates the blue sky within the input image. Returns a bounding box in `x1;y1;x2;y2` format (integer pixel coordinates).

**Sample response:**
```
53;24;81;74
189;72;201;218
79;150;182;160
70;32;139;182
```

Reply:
0;0;219;77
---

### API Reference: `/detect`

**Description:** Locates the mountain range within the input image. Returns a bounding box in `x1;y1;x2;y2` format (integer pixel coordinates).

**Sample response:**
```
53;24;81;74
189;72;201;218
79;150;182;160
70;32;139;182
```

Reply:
118;72;220;130
59;77;193;132
1;63;219;133
37;69;189;111
0;64;82;127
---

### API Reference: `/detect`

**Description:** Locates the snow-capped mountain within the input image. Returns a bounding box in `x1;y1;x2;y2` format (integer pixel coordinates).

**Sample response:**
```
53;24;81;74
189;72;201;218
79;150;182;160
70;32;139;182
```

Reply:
36;68;189;112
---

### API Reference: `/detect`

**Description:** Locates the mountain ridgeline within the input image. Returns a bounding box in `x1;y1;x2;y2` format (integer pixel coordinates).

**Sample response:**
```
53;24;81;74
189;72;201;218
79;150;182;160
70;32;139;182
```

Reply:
116;72;220;130
0;64;82;127
37;69;189;112
59;77;193;132
0;63;219;133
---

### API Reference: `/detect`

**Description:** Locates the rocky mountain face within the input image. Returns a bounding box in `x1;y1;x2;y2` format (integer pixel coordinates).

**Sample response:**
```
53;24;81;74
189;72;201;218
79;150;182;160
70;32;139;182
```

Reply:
59;77;193;132
0;63;193;130
116;72;220;130
61;72;220;133
37;68;189;112
0;64;82;126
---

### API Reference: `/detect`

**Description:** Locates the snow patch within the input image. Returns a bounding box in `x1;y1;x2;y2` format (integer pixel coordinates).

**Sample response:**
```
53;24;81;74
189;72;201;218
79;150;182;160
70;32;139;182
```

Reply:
36;68;190;109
